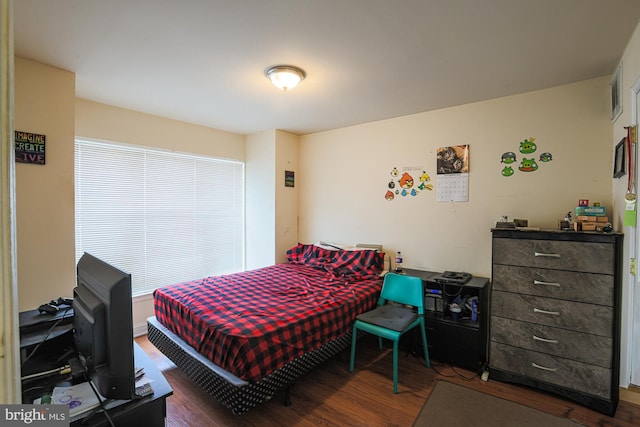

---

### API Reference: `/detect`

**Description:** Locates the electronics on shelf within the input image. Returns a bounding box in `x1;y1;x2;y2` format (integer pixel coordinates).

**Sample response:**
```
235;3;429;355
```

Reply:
432;271;472;285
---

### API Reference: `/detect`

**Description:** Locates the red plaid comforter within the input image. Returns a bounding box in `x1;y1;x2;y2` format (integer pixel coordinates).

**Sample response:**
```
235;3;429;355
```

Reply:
153;263;383;382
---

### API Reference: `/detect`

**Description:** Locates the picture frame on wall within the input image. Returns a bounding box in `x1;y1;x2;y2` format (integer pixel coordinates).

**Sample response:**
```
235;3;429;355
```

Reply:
285;170;295;187
611;63;622;122
614;138;626;178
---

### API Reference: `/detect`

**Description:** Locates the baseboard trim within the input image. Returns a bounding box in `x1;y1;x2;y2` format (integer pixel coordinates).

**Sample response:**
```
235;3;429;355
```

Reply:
620;385;640;406
133;321;148;337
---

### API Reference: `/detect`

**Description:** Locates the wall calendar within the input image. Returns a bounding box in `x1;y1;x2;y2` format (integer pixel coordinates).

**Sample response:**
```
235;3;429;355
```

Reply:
436;145;469;202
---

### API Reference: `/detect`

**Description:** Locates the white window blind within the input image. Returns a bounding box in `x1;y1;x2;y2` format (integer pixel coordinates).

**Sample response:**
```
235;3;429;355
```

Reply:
75;139;244;297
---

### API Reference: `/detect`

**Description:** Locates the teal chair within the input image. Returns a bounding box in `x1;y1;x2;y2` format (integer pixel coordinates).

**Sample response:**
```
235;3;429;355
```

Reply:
349;272;430;393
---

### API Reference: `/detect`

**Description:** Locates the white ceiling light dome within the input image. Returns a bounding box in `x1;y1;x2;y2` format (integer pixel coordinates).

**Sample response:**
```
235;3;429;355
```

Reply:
265;65;306;91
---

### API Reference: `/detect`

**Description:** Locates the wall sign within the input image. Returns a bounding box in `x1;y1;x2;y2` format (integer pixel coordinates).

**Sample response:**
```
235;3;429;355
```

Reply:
15;131;46;165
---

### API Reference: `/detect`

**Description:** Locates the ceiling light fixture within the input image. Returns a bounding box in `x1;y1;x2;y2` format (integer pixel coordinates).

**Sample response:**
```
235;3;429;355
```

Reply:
265;65;306;92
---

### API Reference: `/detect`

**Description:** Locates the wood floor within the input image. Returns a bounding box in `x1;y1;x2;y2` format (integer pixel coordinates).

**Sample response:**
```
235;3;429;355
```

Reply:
136;335;640;427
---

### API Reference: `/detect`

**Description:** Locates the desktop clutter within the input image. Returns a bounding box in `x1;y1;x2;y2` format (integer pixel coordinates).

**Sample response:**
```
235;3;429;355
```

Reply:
430;271;478;322
494;200;614;233
37;297;74;314
21;296;155;422
392;253;479;322
494;216;536;230
560;200;613;232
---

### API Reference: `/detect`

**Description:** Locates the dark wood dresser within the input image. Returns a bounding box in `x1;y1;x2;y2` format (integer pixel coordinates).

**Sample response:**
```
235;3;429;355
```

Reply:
489;229;623;416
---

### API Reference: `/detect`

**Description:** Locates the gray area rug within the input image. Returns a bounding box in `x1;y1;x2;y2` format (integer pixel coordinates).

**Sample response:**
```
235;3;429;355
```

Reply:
413;381;584;427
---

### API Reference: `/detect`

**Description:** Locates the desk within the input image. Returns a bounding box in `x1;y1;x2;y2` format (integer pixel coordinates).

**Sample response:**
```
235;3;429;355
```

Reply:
20;309;172;426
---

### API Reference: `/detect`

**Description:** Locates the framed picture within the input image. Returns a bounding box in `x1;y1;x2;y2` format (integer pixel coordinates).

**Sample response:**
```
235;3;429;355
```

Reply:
285;170;295;187
611;63;622;121
614;138;626;178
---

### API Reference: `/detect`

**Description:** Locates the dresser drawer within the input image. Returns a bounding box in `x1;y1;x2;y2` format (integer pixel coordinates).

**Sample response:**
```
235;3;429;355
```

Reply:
490;316;612;368
492;264;613;306
492;291;612;337
492;238;614;274
490;342;611;398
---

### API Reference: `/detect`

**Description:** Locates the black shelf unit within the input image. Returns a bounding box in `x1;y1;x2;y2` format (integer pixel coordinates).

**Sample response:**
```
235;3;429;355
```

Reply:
404;268;490;372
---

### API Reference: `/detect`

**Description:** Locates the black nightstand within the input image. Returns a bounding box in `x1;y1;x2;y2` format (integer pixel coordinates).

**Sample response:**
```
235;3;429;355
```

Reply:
404;268;490;372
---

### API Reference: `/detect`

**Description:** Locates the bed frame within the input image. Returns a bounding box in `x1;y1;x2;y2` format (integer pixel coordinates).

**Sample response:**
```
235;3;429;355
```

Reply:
147;316;358;414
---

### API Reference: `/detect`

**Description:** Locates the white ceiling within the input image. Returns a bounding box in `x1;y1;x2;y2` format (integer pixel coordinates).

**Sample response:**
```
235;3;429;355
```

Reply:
13;0;640;136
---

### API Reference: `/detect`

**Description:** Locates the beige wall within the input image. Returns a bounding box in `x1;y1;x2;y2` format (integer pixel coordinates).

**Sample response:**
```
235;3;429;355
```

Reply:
246;129;300;269
75;99;245;159
299;77;612;278
246;130;276;269
275;130;299;264
14;57;75;311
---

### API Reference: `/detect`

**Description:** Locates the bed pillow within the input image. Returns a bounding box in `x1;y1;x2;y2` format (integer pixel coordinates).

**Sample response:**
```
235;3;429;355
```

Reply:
286;243;318;264
286;243;384;277
328;249;385;277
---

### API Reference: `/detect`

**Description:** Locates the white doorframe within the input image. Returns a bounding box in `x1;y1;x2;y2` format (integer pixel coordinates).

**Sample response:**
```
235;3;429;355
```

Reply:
630;76;640;386
0;0;20;404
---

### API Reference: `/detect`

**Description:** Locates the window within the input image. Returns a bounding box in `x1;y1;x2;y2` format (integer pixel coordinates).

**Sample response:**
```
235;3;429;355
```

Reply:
75;139;244;297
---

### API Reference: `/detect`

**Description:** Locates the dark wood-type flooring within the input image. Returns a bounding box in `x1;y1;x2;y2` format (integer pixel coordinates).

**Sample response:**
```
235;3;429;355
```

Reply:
136;335;640;427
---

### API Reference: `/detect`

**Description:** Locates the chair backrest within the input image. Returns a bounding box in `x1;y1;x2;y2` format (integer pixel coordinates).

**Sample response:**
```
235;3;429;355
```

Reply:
378;273;424;313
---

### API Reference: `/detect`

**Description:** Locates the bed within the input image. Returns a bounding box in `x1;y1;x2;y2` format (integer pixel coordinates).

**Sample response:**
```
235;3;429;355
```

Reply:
147;242;386;414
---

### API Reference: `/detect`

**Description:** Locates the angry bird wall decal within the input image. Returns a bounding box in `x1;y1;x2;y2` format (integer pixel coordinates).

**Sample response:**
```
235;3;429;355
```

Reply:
383;166;432;200
518;157;538;172
501;152;516;164
501;166;515;177
398;172;414;189
500;137;552;176
539;152;553;162
519;138;537;154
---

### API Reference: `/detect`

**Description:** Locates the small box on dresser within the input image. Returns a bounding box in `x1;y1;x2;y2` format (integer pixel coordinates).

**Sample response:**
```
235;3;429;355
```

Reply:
489;229;623;416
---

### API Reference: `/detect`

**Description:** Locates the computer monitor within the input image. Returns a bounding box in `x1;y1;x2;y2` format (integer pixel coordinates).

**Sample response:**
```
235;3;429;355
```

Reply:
73;252;135;400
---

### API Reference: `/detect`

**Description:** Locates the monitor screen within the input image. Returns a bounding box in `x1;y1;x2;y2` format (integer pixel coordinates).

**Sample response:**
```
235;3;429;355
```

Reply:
73;253;135;400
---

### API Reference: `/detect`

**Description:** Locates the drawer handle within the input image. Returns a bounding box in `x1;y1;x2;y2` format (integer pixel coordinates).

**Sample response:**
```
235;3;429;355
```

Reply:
533;335;558;344
534;252;561;258
533;308;560;316
532;362;558;372
533;279;560;287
